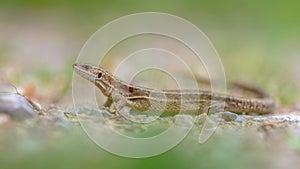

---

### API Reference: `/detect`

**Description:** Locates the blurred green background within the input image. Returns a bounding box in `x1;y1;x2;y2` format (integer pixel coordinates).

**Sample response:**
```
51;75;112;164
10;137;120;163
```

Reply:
0;0;299;169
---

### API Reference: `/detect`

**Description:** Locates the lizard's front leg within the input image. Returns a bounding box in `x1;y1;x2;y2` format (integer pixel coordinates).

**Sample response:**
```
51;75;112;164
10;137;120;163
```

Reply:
102;96;113;108
101;96;128;115
108;99;133;120
108;99;128;114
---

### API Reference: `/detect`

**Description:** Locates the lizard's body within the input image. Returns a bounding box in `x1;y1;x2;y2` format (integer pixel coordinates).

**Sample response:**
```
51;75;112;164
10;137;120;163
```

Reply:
73;64;275;115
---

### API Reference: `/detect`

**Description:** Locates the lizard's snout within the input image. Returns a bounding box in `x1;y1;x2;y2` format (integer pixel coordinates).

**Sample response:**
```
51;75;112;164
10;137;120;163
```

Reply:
73;63;92;71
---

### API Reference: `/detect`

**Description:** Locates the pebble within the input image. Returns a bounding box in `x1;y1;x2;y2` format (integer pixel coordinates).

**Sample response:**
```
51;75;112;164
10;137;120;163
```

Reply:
0;93;37;121
219;111;238;122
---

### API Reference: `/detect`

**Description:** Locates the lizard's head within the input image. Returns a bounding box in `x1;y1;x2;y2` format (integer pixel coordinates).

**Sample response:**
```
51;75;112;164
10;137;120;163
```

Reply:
73;63;113;96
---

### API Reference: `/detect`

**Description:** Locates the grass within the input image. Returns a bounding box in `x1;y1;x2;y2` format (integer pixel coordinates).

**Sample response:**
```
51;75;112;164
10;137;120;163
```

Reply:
0;1;299;169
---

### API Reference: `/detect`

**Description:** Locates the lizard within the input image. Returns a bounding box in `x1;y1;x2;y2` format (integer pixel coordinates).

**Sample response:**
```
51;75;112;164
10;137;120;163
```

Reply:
73;63;275;116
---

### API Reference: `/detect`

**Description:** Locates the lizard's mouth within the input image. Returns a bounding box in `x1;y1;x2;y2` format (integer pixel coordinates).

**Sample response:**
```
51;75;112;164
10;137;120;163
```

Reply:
73;63;97;83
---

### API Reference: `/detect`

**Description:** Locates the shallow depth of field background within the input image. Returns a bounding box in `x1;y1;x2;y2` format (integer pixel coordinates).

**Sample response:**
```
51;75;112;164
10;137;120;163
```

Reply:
0;1;299;169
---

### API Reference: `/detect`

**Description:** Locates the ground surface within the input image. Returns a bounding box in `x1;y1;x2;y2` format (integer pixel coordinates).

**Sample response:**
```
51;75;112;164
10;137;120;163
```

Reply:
0;1;300;169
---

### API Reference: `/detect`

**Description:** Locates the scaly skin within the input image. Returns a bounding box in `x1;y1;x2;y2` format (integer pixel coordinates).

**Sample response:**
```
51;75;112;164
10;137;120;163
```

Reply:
73;63;275;115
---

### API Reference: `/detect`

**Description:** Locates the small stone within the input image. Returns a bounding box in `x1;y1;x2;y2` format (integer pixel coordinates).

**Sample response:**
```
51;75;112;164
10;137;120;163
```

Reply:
219;111;238;122
0;93;37;120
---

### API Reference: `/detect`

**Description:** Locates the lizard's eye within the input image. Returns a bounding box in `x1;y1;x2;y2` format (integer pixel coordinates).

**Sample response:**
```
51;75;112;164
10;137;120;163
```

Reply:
97;72;102;78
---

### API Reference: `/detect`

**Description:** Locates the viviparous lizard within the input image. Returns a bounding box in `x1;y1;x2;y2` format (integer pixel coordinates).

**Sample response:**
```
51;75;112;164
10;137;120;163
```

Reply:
73;63;275;115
